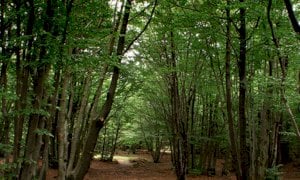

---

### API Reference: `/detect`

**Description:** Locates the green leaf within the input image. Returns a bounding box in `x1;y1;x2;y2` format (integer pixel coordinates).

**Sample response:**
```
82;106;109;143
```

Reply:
34;129;54;137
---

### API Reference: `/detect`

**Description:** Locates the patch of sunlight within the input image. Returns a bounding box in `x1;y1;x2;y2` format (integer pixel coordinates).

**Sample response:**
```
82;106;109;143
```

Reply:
113;155;132;161
113;155;135;166
93;154;102;160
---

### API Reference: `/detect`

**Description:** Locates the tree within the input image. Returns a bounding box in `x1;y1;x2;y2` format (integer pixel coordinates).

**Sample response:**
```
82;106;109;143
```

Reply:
237;0;249;179
0;0;299;179
225;0;242;178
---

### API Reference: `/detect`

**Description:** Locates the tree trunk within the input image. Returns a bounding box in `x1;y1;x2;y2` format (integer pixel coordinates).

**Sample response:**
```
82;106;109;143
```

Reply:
283;0;300;35
0;0;11;158
255;105;270;179
255;58;274;179
238;0;249;179
267;0;300;141
225;1;242;178
17;1;38;177
167;30;189;180
67;74;91;173
49;69;61;169
0;59;9;158
67;1;132;179
57;70;71;180
101;124;108;159
38;127;50;180
13;0;32;175
20;62;51;180
86;0;122;122
109;119;121;161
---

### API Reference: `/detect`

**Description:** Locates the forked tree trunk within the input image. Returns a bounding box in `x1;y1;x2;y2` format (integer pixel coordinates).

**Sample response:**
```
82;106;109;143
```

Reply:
74;3;123;164
19;0;63;177
167;31;189;180
67;1;132;179
13;0;31;175
20;65;51;180
86;1;122;122
67;74;91;172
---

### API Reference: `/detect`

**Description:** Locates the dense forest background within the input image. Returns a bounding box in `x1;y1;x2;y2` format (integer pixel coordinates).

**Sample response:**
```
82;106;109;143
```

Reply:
0;0;299;179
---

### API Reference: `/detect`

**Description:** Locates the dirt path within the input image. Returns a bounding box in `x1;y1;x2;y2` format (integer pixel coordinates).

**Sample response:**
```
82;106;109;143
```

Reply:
45;151;300;180
46;152;235;180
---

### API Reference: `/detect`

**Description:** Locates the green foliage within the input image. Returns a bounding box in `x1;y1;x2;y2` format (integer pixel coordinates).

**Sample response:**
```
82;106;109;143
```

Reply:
0;162;18;179
188;168;204;176
34;129;54;137
0;144;13;155
265;164;283;180
1;0;299;179
118;117;144;148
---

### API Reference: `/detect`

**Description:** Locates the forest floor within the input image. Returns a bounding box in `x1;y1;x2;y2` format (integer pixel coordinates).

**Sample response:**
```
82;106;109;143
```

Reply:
45;150;299;179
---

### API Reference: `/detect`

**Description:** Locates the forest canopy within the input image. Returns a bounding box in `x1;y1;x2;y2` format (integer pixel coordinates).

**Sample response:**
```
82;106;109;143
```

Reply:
0;0;299;179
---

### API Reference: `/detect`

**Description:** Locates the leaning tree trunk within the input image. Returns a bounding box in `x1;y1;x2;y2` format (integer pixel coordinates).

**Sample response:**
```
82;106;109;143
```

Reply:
267;0;300;141
283;0;300;35
67;1;132;179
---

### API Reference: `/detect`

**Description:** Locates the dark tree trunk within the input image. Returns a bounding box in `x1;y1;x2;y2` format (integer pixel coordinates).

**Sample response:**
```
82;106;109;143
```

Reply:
0;62;9;157
0;0;10;157
19;0;60;178
20;64;50;180
283;0;300;35
238;0;249;179
13;0;33;176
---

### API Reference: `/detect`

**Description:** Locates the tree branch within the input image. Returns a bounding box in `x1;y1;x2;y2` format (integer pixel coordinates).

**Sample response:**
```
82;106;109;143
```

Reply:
124;0;157;54
283;0;300;35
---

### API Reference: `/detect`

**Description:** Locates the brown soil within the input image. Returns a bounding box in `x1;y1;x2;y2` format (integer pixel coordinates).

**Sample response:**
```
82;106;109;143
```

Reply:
43;151;299;180
281;160;300;180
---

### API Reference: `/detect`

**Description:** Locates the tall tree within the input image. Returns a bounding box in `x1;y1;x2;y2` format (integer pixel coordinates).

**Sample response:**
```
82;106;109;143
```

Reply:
225;0;242;178
67;1;132;179
238;0;249;178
